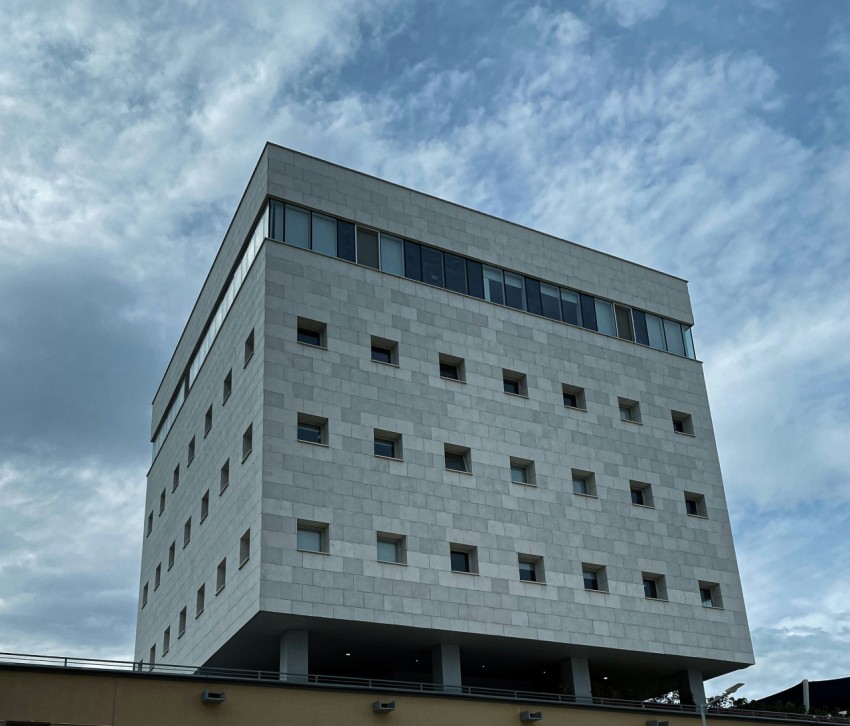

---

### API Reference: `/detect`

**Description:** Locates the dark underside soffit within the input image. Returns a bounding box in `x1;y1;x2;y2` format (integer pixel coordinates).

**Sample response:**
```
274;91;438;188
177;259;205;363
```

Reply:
202;612;747;700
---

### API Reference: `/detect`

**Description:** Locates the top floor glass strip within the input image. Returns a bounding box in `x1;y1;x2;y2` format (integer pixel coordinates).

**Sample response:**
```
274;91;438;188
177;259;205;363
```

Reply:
151;198;696;461
267;199;696;359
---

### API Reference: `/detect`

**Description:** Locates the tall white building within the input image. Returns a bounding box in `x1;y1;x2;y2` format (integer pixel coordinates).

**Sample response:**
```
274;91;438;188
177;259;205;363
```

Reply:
135;143;753;703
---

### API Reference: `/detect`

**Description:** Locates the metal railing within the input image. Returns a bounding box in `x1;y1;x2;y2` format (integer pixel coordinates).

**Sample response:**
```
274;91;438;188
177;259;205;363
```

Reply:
1;652;847;724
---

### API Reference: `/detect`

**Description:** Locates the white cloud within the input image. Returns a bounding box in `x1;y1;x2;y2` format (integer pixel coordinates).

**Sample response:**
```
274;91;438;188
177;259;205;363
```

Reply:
590;0;667;28
706;502;850;699
710;294;850;507
0;456;144;657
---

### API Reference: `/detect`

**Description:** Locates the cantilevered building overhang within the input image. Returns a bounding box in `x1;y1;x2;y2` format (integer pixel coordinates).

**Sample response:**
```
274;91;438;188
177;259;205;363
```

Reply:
135;143;753;703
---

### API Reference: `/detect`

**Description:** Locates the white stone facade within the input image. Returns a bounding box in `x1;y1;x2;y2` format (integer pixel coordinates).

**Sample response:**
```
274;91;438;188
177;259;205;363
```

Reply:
135;144;753;699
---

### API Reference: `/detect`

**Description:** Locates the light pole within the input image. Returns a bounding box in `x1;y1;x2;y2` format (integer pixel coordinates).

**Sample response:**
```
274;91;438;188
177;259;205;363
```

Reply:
699;682;745;726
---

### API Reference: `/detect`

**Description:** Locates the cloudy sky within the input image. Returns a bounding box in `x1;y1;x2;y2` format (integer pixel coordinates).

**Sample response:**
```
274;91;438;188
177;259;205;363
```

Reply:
1;0;848;701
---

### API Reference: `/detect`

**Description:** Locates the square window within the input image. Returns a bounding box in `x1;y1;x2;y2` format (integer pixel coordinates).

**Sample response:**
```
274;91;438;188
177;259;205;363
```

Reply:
297;414;327;445
297;317;326;348
510;457;534;486
223;370;232;404
298;422;322;443
444;444;471;473
582;564;607;592
196;584;205;617
187;436;195;466
699;582;723;608
685;492;707;517
618;397;641;423
146;511;153;536
440;361;460;380
204;406;213;436
216;558;226;594
438;353;465;382
571;469;596;497
502;369;527;396
374;430;402;460
370;336;398;365
562;384;586;410
518;555;544;583
220;460;230;495
642;573;667;600
200;490;209;522
451;550;470;572
240;529;251;567
172;465;180;492
377;533;406;564
297;327;322;347
672;411;694;436
244;329;255;366
374;438;395;458
297;520;329;553
154;563;161;590
178;607;187;637
371;345;392;364
630;481;653;508
450;544;477;574
242;424;253;461
183;517;191;548
159;488;166;515
168;541;175;570
142;582;148;607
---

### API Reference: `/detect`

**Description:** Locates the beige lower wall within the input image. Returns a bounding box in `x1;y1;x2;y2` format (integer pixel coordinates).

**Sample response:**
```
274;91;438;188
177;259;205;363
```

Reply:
0;667;767;726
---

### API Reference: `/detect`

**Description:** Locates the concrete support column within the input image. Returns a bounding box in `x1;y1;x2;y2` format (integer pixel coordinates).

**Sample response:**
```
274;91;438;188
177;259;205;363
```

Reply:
432;644;462;693
279;630;309;683
560;657;592;703
677;668;706;706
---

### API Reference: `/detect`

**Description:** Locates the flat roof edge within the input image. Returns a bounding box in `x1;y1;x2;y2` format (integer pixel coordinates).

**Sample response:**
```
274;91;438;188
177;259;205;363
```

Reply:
150;146;271;408
265;141;690;286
